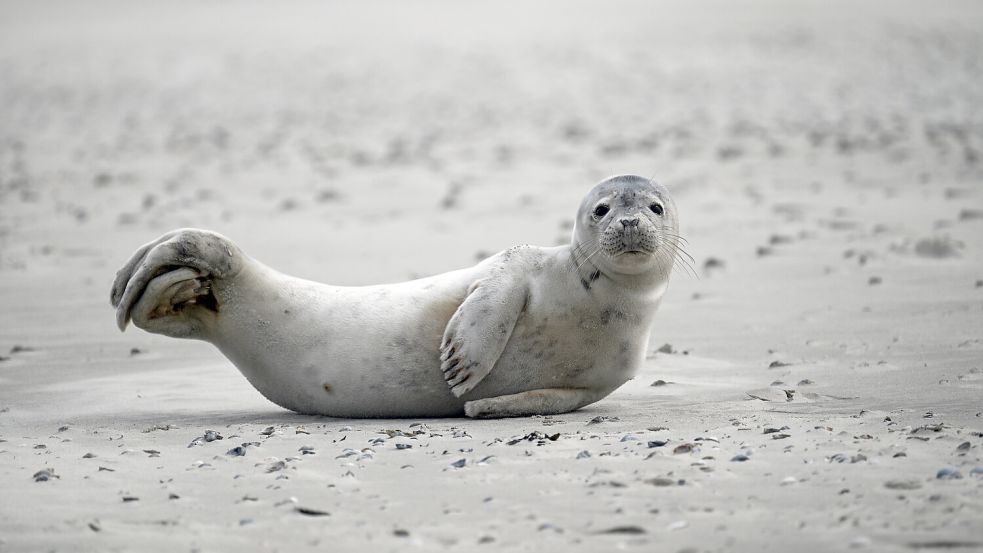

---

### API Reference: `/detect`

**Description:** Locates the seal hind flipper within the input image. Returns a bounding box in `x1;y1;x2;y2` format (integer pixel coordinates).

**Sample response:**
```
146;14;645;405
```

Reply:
440;276;528;397
112;228;242;336
463;388;599;418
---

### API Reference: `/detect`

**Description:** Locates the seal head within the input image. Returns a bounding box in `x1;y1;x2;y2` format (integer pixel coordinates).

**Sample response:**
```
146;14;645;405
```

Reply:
573;174;679;277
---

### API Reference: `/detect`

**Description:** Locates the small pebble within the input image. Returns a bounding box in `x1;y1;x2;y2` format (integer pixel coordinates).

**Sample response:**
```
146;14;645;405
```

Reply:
646;477;676;487
295;506;330;517
597;525;646;535
936;468;963;480
227;446;247;457
884;479;921;490
395;443;412;450
450;458;467;468
956;441;971;452
651;379;668;386
299;446;316;455
203;430;223;442
576;450;591;459
673;444;694;454
32;469;57;482
647;440;668;448
621;434;639;442
731;453;750;462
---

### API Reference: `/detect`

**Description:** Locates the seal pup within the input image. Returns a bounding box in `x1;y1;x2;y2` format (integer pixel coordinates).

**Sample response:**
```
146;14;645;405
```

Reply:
110;175;684;418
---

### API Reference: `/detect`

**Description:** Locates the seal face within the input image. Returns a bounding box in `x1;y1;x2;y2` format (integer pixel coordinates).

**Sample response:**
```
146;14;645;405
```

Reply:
110;175;683;418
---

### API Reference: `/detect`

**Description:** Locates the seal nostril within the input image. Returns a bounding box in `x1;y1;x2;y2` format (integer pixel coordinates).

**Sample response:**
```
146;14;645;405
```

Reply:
620;218;639;228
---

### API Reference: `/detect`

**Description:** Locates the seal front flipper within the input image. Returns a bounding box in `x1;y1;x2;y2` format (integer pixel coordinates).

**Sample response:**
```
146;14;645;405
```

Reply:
440;276;528;397
464;388;599;418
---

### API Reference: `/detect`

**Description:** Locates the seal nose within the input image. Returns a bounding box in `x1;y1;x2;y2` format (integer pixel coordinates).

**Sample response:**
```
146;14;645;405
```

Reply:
620;218;639;228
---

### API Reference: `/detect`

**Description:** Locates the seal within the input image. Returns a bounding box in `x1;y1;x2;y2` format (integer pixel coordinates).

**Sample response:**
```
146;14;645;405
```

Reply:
110;174;684;418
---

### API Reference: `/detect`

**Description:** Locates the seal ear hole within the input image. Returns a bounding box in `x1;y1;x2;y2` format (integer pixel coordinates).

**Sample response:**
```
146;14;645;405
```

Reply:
592;204;610;218
649;203;664;216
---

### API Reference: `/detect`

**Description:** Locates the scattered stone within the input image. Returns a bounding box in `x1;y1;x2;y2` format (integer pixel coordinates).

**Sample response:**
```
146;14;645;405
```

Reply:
129;348;144;356
596;525;646;535
936;468;962;480
260;426;276;436
829;453;848;463
769;360;791;368
450;458;467;468
647;440;668;448
295;506;330;516
587;416;620;425
651;379;668;387
884;479;922;490
507;431;559;445
956;441;971;452
731;453;750;462
913;236;963;258
395;443;412;450
959;208;983;221
868;276;882;285
203;430;223;442
798;379;814;386
645;477;676;487
227;446;247;457
656;343;675;354
393;529;410;537
121;496;139;502
82;453;96;459
673;443;694;455
299;446;316;455
576;450;591;460
32;469;57;482
142;424;177;433
703;257;725;273
620;434;639;442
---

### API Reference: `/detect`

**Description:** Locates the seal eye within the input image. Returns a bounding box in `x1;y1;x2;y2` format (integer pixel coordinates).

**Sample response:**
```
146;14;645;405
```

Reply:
649;203;664;216
592;204;610;218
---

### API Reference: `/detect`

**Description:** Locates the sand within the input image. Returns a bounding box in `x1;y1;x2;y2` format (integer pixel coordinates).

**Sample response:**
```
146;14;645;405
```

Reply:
1;1;982;551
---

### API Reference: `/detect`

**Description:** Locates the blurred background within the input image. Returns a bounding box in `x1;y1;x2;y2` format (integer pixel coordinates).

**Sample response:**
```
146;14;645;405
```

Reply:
0;0;981;362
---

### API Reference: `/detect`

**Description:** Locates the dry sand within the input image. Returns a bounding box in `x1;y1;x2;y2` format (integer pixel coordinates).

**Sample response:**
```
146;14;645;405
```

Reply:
1;1;982;551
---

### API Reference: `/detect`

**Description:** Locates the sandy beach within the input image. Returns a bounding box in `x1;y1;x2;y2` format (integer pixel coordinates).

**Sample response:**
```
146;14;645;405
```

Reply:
1;1;982;551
